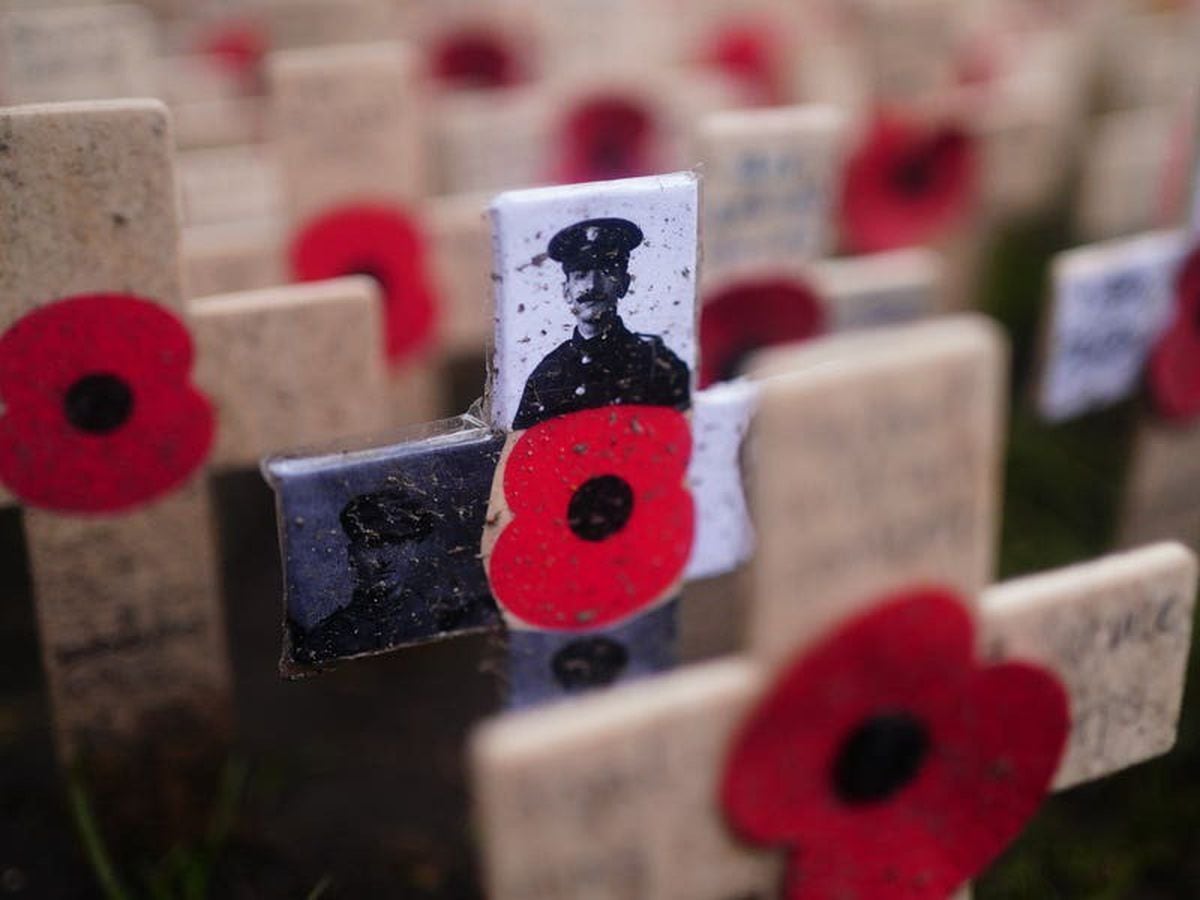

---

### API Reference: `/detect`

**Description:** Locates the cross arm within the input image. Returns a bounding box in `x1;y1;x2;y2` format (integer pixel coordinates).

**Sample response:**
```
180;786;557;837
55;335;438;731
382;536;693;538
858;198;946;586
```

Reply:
262;415;504;674
190;276;390;470
981;541;1197;790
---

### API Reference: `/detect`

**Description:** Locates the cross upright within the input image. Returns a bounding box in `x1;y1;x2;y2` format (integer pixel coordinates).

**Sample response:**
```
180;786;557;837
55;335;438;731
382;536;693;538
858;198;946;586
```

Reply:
0;99;392;838
471;315;1197;900
693;102;944;389
1034;225;1200;549
265;171;766;706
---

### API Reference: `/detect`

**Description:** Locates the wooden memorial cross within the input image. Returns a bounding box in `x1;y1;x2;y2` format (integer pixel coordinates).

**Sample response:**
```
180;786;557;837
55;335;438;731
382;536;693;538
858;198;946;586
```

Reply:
471;316;1198;900
268;41;452;424
0;100;391;834
0;100;232;835
695;103;943;388
1034;227;1200;548
264;171;761;705
1075;104;1188;243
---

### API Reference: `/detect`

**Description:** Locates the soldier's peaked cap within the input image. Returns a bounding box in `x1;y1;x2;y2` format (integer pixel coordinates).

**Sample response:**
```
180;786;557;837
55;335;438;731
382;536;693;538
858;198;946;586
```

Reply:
340;487;435;546
548;218;643;273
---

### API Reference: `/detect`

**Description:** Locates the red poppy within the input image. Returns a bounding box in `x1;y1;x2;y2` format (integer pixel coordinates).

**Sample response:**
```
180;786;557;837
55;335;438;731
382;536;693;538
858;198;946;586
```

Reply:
721;587;1068;900
290;203;438;365
840;114;978;254
699;22;785;106
0;294;215;514
197;19;269;87
431;26;522;90
700;277;826;387
557;95;657;184
485;405;694;630
1148;245;1200;422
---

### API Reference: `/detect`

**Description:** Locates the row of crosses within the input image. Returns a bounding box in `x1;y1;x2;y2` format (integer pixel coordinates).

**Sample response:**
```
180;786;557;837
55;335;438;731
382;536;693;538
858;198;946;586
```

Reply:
0;83;938;828
3;53;1198;893
470;315;1198;900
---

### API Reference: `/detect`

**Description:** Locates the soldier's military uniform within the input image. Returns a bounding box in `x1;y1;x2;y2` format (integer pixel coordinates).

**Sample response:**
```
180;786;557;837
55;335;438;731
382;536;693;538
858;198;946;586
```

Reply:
511;216;691;430
512;318;690;428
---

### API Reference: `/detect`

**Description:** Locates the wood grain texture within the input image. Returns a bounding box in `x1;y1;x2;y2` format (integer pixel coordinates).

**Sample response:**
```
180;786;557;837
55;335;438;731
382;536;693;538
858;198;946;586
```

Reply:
189;276;390;468
746;316;1005;669
0;4;155;106
269;41;426;226
982;543;1197;790
696;104;846;287
24;479;231;762
0;100;182;330
813;247;943;332
1118;419;1200;551
425;192;493;356
472;658;779;900
0;102;233;778
182;220;287;301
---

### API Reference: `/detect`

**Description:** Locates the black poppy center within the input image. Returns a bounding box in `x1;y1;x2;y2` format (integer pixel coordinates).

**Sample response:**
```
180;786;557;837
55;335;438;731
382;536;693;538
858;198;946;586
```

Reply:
434;32;516;90
892;151;935;197
832;712;930;805
590;134;632;177
551;637;629;691
64;373;134;434
567;474;634;541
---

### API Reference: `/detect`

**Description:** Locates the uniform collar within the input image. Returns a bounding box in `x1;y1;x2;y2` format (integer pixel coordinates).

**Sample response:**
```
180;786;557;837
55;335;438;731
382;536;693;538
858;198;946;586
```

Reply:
571;316;631;350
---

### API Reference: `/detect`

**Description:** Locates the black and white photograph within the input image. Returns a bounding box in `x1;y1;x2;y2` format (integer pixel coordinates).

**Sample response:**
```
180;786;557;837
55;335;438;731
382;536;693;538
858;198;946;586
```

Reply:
488;172;699;430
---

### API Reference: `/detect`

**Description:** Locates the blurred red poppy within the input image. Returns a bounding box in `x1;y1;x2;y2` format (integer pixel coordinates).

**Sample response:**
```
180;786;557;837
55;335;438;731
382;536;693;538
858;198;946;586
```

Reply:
722;587;1068;900
1148;245;1200;421
700;277;826;387
558;95;657;184
431;26;522;90
486;405;694;630
198;19;269;87
0;294;215;514
699;22;785;106
840;113;977;253
290;203;438;366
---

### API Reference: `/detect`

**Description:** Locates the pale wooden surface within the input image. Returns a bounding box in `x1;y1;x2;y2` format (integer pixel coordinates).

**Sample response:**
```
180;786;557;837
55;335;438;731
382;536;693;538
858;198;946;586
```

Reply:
1099;10;1200;111
0;100;183;330
968;28;1088;219
696;104;846;288
425;192;494;357
176;144;283;228
252;0;398;50
181;220;287;301
746;316;1005;669
0;4;155;106
472;658;779;900
1076;105;1182;242
268;41;427;227
0;101;232;764
24;480;232;761
982;543;1197;790
189;276;390;468
1118;419;1200;552
852;0;958;104
813;247;943;332
533;0;675;78
171;96;265;151
432;86;549;195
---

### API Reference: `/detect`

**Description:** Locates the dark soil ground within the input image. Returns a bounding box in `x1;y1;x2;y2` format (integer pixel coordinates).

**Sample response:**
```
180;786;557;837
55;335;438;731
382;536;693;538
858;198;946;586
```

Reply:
2;210;1200;898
